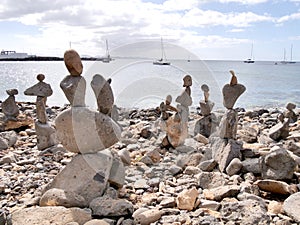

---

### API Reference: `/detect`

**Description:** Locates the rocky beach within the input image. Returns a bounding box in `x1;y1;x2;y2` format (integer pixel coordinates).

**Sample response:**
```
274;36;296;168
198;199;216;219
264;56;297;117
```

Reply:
0;50;300;225
0;101;299;225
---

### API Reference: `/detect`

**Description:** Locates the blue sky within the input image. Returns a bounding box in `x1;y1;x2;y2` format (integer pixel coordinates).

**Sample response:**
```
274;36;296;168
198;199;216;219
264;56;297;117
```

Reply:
0;0;300;60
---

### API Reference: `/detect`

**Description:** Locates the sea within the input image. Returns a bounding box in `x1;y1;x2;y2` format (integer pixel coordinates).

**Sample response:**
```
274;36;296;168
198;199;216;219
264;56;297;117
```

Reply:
0;59;299;111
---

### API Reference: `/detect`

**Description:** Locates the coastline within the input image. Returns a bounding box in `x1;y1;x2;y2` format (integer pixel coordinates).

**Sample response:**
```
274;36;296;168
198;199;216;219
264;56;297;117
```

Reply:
0;101;299;224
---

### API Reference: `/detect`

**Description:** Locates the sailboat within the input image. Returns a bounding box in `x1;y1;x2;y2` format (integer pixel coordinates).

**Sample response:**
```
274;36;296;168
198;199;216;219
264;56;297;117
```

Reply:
280;45;296;64
153;38;170;65
244;43;255;63
102;39;112;63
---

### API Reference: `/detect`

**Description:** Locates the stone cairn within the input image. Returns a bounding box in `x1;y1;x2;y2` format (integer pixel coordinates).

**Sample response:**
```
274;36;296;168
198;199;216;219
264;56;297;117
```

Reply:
40;49;126;209
194;84;217;138
1;89;19;121
24;74;57;150
0;89;33;132
160;75;192;148
210;70;246;173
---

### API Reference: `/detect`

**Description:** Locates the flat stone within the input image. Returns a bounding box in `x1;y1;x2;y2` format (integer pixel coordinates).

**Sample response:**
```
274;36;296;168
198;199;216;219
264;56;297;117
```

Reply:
24;81;53;97
197;172;228;189
91;74;114;115
222;83;246;109
203;185;240;201
133;208;162;225
283;192;300;222
40;188;87;208
89;196;133;217
44;150;113;204
55;107;121;153
11;206;92;225
254;179;294;195
176;187;199;211
269;118;290;141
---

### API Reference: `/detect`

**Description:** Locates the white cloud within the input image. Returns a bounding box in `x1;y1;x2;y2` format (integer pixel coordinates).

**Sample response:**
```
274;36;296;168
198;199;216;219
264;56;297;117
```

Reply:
277;12;300;23
219;0;268;4
181;8;273;27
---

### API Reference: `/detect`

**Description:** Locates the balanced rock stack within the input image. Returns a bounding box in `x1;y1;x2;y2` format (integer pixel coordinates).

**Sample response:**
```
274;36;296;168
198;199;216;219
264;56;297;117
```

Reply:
194;84;217;138
40;49;125;209
0;89;33;132
24;74;57;150
161;75;193;148
210;70;246;174
1;89;19;121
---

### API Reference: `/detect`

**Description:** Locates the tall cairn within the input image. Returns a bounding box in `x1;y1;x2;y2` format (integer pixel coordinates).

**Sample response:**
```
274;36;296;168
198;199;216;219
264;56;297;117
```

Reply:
194;84;217;138
160;75;193;148
24;74;57;150
41;49;123;207
211;70;246;173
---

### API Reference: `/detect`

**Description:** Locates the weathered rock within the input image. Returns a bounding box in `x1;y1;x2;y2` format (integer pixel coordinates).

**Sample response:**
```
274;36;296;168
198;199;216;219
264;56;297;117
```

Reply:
0;113;33;131
194;114;217;138
91;74;114;115
24;75;53;97
108;156;125;188
241;158;261;174
89;195;133;217
44;150;113;204
221;199;270;224
198;159;217;172
176;187;199;211
55;107;121;153
269;118;290;141
133;208;162;225
197;172;228;189
40;188;87;208
283;192;300;222
217;109;238;139
254;179;294;195
1;89;19;120
118;148;131;166
35;121;57;150
226;158;242;176
203;185;240;201
60;75;86;107
238;126;258;143
164;113;187;148
222;83;246;109
260;147;297;180
0;130;17;150
213;139;242;172
11;206;92;225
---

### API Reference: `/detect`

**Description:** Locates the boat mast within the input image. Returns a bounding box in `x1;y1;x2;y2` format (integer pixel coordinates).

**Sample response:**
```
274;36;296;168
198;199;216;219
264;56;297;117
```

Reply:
290;44;293;61
106;39;110;59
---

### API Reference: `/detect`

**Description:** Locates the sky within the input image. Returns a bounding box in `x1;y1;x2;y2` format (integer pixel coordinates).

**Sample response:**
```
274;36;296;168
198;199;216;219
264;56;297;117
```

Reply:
0;0;300;61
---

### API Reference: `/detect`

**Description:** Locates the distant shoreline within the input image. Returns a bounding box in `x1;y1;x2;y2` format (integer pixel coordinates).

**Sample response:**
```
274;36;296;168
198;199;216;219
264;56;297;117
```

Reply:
0;56;101;61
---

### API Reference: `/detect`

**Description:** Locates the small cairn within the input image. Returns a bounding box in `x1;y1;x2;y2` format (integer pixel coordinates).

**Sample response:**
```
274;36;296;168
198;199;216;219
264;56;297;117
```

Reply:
24;74;57;150
160;75;193;148
41;49;125;208
211;70;246;173
284;102;298;123
0;89;33;131
268;102;297;141
194;84;217;138
1;89;19;121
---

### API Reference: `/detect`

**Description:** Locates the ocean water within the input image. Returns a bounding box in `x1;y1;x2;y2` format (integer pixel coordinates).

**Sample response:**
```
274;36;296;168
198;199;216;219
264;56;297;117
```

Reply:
0;59;299;110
